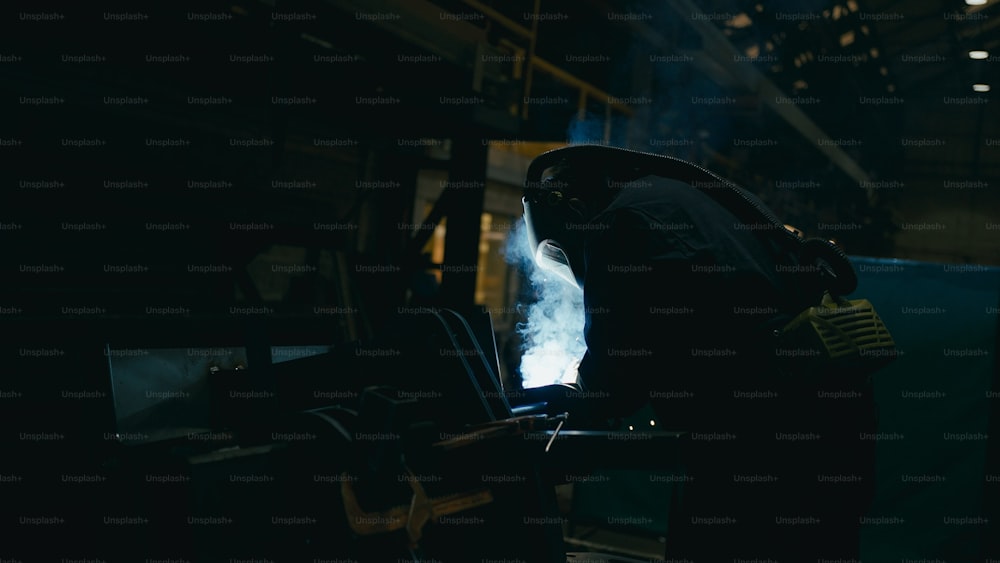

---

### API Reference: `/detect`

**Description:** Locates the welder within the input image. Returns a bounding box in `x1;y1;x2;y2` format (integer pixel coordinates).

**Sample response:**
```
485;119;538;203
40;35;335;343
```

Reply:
520;144;894;561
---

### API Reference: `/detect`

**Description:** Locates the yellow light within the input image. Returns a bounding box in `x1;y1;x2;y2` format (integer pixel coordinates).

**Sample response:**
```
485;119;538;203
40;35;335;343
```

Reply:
970;50;989;60
840;30;855;47
728;13;753;28
973;84;991;92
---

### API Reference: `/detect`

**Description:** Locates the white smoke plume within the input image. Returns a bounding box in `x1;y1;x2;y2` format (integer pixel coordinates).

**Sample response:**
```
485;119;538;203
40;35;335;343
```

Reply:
504;219;587;389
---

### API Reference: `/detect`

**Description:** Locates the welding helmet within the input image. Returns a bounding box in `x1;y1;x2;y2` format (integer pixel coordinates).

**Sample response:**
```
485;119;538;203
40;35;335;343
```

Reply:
521;146;637;288
524;144;861;298
521;143;792;289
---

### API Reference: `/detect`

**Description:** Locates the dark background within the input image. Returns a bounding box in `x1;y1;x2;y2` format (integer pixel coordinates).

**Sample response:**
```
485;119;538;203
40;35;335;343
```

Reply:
2;0;999;561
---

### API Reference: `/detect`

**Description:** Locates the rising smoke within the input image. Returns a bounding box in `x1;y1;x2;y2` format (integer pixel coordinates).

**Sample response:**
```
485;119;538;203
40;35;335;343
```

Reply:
504;219;587;389
503;114;625;389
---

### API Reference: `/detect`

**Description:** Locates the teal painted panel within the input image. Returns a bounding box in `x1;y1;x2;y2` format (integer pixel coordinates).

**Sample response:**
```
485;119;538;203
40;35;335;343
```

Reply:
849;257;1000;562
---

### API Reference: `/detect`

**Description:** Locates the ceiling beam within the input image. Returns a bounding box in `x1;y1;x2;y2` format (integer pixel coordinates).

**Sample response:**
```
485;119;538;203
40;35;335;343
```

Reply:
651;0;872;185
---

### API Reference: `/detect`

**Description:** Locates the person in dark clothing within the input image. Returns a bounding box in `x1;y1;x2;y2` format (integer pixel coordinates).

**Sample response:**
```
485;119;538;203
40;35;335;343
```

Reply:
520;144;892;561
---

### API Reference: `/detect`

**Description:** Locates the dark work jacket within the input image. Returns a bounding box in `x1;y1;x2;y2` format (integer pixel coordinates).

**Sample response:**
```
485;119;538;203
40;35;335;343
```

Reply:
576;175;807;430
573;175;877;559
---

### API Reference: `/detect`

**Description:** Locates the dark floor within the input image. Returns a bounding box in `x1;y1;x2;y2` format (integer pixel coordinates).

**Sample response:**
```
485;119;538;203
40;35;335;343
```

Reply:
557;483;669;560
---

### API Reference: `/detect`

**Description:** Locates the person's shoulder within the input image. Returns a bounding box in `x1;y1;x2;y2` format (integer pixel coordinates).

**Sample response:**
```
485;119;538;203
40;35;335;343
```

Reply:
597;178;709;228
606;176;721;216
590;204;655;234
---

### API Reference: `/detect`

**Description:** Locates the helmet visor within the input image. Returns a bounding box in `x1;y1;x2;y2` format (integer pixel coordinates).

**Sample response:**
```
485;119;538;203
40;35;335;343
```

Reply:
522;196;580;288
535;239;578;288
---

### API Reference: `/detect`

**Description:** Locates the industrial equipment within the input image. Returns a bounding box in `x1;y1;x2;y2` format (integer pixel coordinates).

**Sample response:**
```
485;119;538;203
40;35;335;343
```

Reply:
88;307;683;562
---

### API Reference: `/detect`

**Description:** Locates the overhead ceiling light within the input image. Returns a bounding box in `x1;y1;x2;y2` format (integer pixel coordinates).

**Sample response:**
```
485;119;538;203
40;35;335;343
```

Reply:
727;13;753;28
965;0;987;5
973;83;991;92
969;50;989;59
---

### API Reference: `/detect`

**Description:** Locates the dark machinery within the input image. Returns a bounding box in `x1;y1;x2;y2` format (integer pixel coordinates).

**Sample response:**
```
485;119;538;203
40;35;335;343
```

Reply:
89;306;683;563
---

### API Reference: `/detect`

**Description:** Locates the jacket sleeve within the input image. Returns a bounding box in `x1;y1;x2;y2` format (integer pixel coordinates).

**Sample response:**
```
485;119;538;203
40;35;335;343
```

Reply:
575;206;707;420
